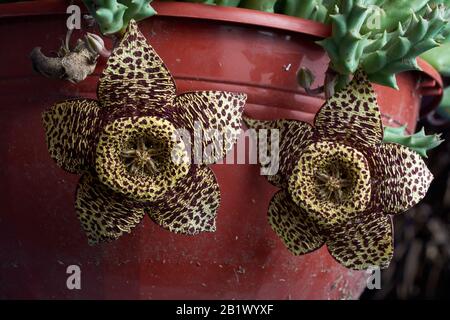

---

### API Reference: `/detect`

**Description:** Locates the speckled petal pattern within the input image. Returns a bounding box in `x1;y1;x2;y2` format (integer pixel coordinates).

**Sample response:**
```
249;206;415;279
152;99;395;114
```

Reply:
289;141;372;228
243;117;314;188
95;116;190;202
75;174;146;245
242;69;434;270
268;190;324;255
98;20;176;110
173;91;246;164
314;71;383;151
41;19;251;245
147;166;220;235
326;212;394;270
369;143;434;214
42;99;103;174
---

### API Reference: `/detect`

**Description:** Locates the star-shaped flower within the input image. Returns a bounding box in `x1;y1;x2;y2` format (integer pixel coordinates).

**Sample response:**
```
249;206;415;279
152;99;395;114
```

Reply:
42;20;246;245
244;71;433;270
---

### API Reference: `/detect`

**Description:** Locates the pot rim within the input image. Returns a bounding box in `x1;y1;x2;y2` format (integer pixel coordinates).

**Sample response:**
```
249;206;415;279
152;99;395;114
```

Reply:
0;0;331;37
0;0;443;115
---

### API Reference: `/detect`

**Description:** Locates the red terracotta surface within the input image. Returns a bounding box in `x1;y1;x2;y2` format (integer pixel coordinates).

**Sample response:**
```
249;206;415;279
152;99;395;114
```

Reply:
0;1;443;299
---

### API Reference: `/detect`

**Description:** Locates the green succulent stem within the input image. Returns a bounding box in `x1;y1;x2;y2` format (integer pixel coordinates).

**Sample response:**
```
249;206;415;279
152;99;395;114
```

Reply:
278;0;333;23
82;0;156;35
317;0;449;91
84;0;449;94
383;126;443;158
239;0;278;12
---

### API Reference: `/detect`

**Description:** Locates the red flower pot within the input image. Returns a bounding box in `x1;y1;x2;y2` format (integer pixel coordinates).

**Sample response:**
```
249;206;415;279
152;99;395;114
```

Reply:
0;1;443;299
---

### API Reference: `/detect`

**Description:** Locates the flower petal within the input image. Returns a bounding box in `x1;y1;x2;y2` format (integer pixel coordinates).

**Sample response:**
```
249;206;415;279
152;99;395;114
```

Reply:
42;99;102;174
369;143;433;214
146;166;220;235
268;190;324;255
243;117;314;188
75;174;146;245
314;70;383;150
173;91;246;164
98;20;176;110
326;212;394;270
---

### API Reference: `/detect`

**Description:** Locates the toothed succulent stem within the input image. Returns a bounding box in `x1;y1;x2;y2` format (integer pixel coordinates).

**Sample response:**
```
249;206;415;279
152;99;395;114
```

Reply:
82;0;156;35
280;0;332;23
318;0;449;90
383;126;444;158
317;0;372;76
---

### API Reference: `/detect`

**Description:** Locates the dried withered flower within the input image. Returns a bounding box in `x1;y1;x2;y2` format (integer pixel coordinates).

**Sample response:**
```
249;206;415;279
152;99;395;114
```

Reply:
42;20;246;244
244;71;433;270
30;31;104;83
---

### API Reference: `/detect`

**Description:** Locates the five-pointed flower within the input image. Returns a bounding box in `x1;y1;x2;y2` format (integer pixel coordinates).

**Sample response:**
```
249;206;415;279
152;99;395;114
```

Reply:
244;71;433;270
42;20;246;245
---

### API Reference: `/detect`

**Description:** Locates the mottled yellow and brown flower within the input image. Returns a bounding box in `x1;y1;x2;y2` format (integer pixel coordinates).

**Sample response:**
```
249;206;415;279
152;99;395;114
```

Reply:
244;71;433;270
42;20;246;245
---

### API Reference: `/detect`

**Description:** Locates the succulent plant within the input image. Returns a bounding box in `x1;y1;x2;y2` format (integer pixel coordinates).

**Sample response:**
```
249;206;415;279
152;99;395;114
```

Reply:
420;1;450;73
240;0;278;12
318;0;449;90
420;42;450;75
383;126;443;158
360;0;430;33
82;0;156;35
277;0;334;23
316;0;373;89
365;5;447;88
